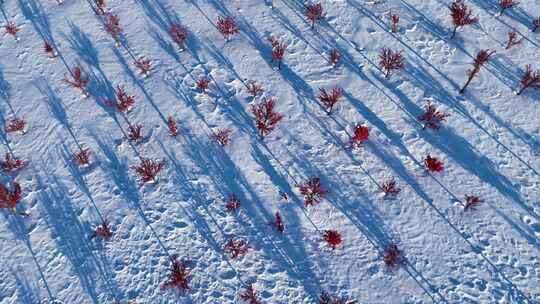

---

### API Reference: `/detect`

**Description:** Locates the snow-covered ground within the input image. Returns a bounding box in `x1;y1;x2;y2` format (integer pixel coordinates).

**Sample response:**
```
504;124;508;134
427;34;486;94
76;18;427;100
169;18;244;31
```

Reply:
0;0;539;303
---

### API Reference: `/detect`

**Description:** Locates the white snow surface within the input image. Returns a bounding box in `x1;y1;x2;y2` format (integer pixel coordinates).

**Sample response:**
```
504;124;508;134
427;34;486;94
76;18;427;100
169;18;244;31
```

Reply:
0;0;539;303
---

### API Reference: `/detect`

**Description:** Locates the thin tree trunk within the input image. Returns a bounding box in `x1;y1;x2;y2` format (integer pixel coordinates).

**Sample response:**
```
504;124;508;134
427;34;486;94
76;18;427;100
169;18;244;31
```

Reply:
451;26;458;39
459;76;473;94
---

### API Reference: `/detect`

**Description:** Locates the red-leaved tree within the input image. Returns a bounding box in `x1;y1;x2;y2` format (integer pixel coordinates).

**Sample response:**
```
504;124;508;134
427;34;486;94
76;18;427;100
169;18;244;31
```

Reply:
464;195;483;211
417;101;449;130
0;153;25;173
106;85;135;112
74;148;91;166
226;194;241;212
94;0;107;15
251;97;283;138
167;116;178;136
299;177;326;206
43;41;58;58
318;87;342;114
379;48;405;79
90;219;113;240
323;230;342;249
134;56;152;77
4;22;20;40
162;258;190;293
246;81;264;98
389;11;400;33
517;65;540;95
238;284;261;304
383;244;405;268
170;23;188;51
127;124;144;142
382;177;401;197
5;117;26;134
329;48;340;67
306;3;326;29
133;158;165;184
499;0;519;15
449;0;478;39
224;237;250;259
269;36;287;69
424;154;444;173
0;182;25;215
460;49;495;94
196;77;210;93
349;124;369;148
319;291;357;304
64;66;90;97
104;13;123;45
505;31;522;49
217;16;239;41
212;128;232;146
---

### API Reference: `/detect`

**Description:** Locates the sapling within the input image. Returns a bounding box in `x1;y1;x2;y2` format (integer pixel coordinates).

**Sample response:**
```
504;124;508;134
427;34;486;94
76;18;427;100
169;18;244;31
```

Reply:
211;128;232;146
0;153;25;173
306;3;326;29
134;56;152;77
348;124;369;148
4;22;19;41
43;41;58;58
505;31;522;49
459;49;495;94
379;48;405;79
162;258;190;293
224;237;250;259
417;101;450;130
246;81;264;98
516;65;540;95
104;13;123;46
196;77;210;93
329;48;340;66
269;36;287;69
319;291;357;304
64;66;90;97
381;177;401;197
389;10;400;33
449;0;478;39
106;85;135;112
167;116;178;136
464;195;483;211
238;284;261;304
251;97;283;138
299;177;326;206
217;16;239;41
5;117;26;134
0;182;29;216
133;158;165;184
90;219;113;240
383;244;405;268
74;148;91;166
270;211;284;233
318;87;342;114
424;154;444;173
499;0;519;16
226;194;241;212
94;0;107;15
127;124;144;142
170;23;188;51
323;230;342;249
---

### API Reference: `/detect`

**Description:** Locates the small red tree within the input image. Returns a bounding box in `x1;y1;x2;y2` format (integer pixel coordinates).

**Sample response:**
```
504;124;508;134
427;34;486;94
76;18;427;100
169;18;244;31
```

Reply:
299;177;326;206
127;124;144;142
134;56;152;77
349;124;369;148
217;16;239;41
43;41;58;58
383;244;405;268
499;0;519;15
329;48;340;66
196;77;210;93
94;0;107;15
464;195;483;211
379;48;405;79
269;36;287;69
389;11;400;33
0;182;23;213
90;219;113;240
424;154;444;173
449;0;478;39
251;97;283;138
323;230;342;249
133;158;165;184
212;128;232;146
417;101;449;130
381;177;401;197
4;22;20;40
271;211;284;233
517;65;540;95
104;13;123;44
459;49;495;94
5;118;26;134
533;17;540;32
505;31;522;49
0;153;25;173
224;237;250;259
226;194;241;212
170;23;188;51
246;81;264;98
318;87;342;114
238;284;261;304
106;85;135;112
64;66;90;97
319;291;357;304
162;258;190;293
306;3;326;29
74;148;91;166
167;116;178;136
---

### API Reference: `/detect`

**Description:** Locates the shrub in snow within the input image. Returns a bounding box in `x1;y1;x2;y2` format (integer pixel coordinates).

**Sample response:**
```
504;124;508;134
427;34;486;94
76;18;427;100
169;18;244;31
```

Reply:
379;48;405;79
505;31;522;49
238;284;261;304
0;153;25;173
43;41;58;58
323;230;342;249
306;3;326;29
424;154;444;173
74;148;91;166
319;291;357;304
196;77;210;93
170;23;188;51
517;65;540;95
499;0;519;15
246;81;264;98
5;117;26;134
329;48;340;67
104;13;123;45
167;116;178;136
299;177;326;206
226;194;241;212
224;237;250;259
90;219;112;240
94;0;107;15
269;36;287;69
212;128;232;146
251;97;283;138
217;16;239;41
106;85;135;112
134;56;152;77
459;49;495;94
64;66;90;97
349;124;369;148
270;211;285;233
127;124;144;143
383;244;405;268
0;182;28;216
449;0;478;39
417;101;450;130
133;158;165;184
4;22;19;40
318;87;342;114
389;11;400;33
381;177;401;197
464;195;483;211
162;258;190;293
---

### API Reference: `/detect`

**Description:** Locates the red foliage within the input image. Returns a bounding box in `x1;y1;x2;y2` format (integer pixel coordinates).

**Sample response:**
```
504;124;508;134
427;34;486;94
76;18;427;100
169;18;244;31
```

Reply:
91;219;113;240
196;77;210;93
170;23;188;50
349;124;369;148
464;195;483;211
517;65;540;95
74;148;91;166
389;11;400;33
323;230;342;249
104;13;122;42
533;17;540;32
167;116;178;136
217;16;239;41
162;259;190;293
43;41;57;57
379;48;405;79
238;284;261;304
127;124;144;142
5;118;26;134
4;22;19;39
226;194;241;212
299;177;326;206
269;36;287;69
106;85;135;112
246;81;264;97
134;56;152;77
212;128;232;146
318;87;342;114
94;0;107;15
64;66;90;95
460;49;495;94
383;244;405;268
499;0;519;14
271;211;284;233
381;177;401;197
224;237;250;259
449;0;478;38
133;158;165;184
329;49;340;66
424;154;444;173
0;182;22;210
0;153;25;173
251;97;283;138
319;291;357;304
306;3;326;29
505;31;522;49
417;101;449;130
